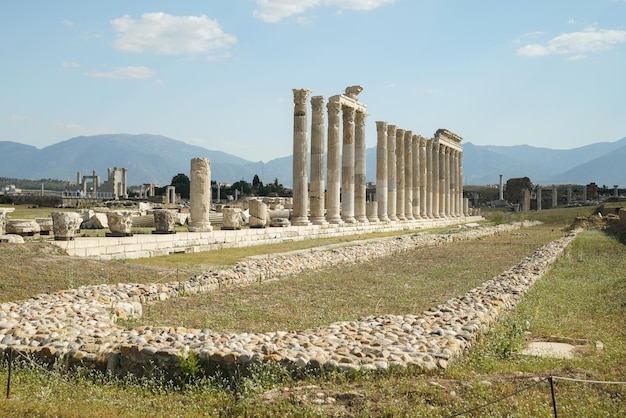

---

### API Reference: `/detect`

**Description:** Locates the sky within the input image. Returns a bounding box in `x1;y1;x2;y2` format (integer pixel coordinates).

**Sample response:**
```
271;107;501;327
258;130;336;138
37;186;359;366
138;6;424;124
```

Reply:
1;0;626;162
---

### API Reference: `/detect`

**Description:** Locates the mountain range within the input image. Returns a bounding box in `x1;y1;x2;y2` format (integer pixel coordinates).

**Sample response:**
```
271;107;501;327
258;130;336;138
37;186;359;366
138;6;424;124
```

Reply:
1;134;625;188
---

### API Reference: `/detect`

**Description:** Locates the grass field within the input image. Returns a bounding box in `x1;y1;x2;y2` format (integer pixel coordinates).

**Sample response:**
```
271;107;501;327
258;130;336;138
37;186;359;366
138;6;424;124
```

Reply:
0;205;624;416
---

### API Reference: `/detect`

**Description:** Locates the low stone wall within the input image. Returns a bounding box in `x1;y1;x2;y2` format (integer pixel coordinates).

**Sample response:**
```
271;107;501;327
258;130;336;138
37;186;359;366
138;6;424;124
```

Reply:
50;216;483;260
0;221;577;380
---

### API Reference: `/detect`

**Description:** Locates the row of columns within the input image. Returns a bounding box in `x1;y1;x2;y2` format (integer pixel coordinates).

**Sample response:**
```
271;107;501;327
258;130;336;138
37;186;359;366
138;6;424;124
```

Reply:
376;124;463;221
292;86;466;226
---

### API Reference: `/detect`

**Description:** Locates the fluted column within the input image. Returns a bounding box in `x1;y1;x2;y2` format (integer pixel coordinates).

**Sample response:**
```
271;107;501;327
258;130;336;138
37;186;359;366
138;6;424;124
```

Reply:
451;150;458;216
412;134;420;218
432;142;440;218
425;139;433;218
457;151;460;216
291;88;311;226
404;130;414;220
376;121;389;222
310;95;327;225
445;147;452;217
387;125;398;221
355;110;368;223
188;157;213;232
395;128;406;221
341;106;356;223
326;98;343;224
419;136;427;218
438;143;446;217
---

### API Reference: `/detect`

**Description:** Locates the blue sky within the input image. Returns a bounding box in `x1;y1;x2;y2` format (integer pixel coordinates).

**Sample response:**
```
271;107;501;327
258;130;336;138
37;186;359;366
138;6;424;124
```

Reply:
2;0;625;162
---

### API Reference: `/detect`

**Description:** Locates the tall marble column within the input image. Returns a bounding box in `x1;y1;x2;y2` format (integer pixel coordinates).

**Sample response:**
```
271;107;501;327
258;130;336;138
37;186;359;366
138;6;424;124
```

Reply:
292;88;312;226
188;157;213;232
451;150;458;216
552;185;558;208
404;130;414;220
395;128;406;221
341;106;356;223
411;134;420;218
444;147;451;217
326;98;343;224
376;121;389;222
425;139;434;218
458;151;464;216
438;144;446;217
432;142;440;218
419;136;428;218
387;125;398;221
310;95;327;225
355;110;369;223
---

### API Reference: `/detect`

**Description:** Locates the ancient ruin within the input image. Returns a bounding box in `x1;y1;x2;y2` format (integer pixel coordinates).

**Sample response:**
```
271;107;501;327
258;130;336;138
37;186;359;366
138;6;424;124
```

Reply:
292;86;465;225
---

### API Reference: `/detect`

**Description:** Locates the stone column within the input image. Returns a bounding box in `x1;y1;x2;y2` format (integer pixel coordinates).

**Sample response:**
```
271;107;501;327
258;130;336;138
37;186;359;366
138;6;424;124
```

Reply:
419;136;428;218
51;212;82;241
354;110;369;223
387;125;398;221
582;185;587;202
438;144;446;217
499;174;504;201
567;185;572;205
432;142;440;218
451;150;458;216
458;151;464;216
326;98;343;224
536;187;542;211
310;95;327;225
444;147;451;217
292;88;312;226
188;157;213;232
341;106;356;223
404;130;414;220
614;185;619;197
552;185;558;207
376;121;389;222
411;134;420;218
425;139;433;218
395;128;406;221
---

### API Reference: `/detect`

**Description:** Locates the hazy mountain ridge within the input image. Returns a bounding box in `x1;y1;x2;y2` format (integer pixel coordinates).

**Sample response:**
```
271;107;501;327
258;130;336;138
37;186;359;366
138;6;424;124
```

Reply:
1;134;625;187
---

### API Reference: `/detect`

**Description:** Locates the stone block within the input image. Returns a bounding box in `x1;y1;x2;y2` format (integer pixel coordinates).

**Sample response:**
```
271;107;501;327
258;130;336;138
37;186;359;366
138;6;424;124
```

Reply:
222;208;242;230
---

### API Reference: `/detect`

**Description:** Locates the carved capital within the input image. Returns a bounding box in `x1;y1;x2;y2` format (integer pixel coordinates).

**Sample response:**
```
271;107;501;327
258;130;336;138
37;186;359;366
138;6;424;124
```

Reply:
342;106;356;124
292;88;312;105
327;100;341;117
311;95;325;113
387;124;397;137
355;111;367;126
376;121;388;133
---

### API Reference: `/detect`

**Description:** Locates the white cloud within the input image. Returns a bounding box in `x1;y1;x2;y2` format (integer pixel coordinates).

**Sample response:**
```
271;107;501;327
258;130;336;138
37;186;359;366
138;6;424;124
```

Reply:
111;13;237;56
83;66;157;80
10;114;31;121
62;61;81;68
254;0;394;23
517;27;626;57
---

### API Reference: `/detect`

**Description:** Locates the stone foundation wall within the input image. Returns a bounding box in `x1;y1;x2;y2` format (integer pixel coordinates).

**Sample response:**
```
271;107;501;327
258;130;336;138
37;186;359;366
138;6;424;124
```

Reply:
0;221;577;380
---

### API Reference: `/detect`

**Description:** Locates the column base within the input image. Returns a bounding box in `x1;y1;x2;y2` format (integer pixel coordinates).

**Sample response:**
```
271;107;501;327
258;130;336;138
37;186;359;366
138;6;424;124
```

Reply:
310;217;328;226
341;216;357;224
187;222;213;232
292;217;311;226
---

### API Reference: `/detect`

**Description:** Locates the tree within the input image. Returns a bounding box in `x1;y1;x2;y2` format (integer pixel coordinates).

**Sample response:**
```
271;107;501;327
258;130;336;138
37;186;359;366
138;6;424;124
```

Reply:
170;173;190;199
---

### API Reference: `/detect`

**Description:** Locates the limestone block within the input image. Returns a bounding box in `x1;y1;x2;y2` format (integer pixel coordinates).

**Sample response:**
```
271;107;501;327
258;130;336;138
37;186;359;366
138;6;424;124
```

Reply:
0;212;5;235
249;199;268;228
619;208;626;228
270;217;291;227
51;212;83;240
35;218;54;235
6;219;40;236
81;210;95;222
222;207;242;230
107;211;133;235
0;234;25;244
174;212;188;226
153;209;177;233
82;213;109;229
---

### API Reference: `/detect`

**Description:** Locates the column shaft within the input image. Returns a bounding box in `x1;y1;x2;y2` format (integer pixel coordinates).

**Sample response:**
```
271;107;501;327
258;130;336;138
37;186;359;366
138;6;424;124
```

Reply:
412;135;420;218
432;142;440;217
404;130;414;220
376;121;389;222
387;125;398;221
326;99;343;224
341;106;356;223
426;139;433;218
310;95;327;225
354;110;369;223
188;157;213;232
291;88;311;225
395;128;406;220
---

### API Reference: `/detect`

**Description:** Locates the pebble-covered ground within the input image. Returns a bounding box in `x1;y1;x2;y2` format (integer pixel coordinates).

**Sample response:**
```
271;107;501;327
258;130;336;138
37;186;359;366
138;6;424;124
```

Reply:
0;222;577;378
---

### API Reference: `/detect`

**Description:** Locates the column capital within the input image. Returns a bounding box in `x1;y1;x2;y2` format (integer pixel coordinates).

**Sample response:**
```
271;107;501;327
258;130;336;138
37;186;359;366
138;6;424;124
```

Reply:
387;124;397;136
292;88;312;105
376;120;388;132
327;99;341;114
311;95;325;112
404;130;412;140
342;105;356;123
355;110;368;126
396;128;405;136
